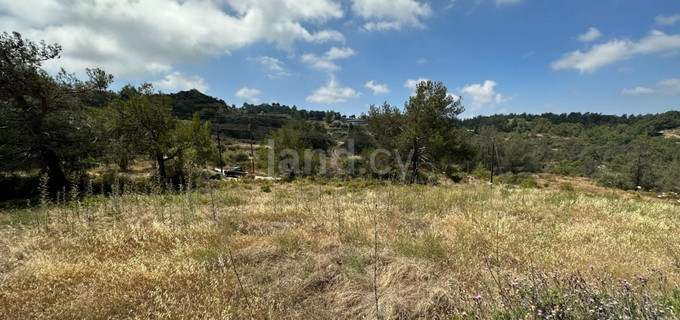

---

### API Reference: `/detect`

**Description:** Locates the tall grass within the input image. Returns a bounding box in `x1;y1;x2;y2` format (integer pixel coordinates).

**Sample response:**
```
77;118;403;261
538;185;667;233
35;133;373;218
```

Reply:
0;179;679;319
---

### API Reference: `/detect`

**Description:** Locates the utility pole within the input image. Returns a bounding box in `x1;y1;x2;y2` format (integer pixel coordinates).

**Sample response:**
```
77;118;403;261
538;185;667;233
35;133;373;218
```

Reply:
217;127;223;176
248;116;255;175
490;137;495;185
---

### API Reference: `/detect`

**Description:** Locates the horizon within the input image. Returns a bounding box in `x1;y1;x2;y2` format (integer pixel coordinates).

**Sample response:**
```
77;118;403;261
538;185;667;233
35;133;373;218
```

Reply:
170;87;680;119
2;0;679;117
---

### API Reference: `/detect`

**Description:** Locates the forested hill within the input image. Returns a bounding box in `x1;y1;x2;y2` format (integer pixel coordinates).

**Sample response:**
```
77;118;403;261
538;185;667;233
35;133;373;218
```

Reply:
167;89;231;119
454;110;680;192
166;89;342;121
460;111;680;134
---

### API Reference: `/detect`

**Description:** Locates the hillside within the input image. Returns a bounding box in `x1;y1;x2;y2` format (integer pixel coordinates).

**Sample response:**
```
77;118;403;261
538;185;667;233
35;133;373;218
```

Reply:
168;89;231;120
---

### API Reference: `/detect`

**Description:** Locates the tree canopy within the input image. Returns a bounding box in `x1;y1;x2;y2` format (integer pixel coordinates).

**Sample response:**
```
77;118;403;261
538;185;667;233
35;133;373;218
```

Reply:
1;31;112;191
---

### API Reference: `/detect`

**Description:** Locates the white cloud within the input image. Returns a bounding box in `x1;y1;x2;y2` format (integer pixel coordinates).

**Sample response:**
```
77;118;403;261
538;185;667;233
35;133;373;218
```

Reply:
250;56;291;79
235;87;261;103
152;72;208;92
656;14;680;26
632;30;680;54
301;46;356;72
551;30;680;73
460;80;507;111
324;47;356;60
621;78;680;95
307;75;361;103
416;58;427;64
578;27;602;42
365;80;390;95
351;0;431;31
657;78;680;94
621;87;655;95
404;78;430;90
0;0;345;80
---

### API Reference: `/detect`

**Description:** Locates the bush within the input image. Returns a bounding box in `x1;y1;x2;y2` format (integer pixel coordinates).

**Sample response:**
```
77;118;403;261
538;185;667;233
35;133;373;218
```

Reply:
445;164;465;183
260;184;272;193
471;163;491;181
550;160;583;176
519;175;540;188
559;182;575;192
231;151;250;163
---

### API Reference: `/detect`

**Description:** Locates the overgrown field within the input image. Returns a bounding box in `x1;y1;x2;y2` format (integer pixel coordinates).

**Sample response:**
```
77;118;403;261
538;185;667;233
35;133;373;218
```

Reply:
1;179;680;319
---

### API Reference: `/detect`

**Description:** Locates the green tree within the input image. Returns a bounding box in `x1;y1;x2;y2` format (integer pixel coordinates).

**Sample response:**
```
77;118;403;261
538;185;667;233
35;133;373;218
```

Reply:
0;32;113;191
104;84;215;181
264;118;333;176
366;81;472;183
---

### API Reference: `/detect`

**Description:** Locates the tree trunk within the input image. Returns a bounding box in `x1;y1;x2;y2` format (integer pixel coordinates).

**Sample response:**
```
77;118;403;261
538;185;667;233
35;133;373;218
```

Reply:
156;154;167;182
411;137;419;184
43;149;68;194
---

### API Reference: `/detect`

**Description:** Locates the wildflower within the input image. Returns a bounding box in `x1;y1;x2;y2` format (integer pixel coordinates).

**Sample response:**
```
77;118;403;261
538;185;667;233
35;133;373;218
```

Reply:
461;311;467;316
589;264;594;270
537;309;543;315
511;280;519;287
473;294;482;302
588;298;594;303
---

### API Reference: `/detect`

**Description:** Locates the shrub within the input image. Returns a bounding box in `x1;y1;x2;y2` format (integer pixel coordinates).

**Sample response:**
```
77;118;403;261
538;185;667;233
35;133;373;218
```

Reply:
519;175;540;189
559;182;575;192
231;151;250;163
471;163;491;181
445;164;465;183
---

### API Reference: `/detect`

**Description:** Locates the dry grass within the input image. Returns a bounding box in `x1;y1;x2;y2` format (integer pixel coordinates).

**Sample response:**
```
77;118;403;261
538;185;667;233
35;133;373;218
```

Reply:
1;179;679;319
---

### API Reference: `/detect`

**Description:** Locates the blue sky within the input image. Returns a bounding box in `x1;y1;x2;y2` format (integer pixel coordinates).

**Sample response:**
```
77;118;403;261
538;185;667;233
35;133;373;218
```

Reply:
1;0;679;117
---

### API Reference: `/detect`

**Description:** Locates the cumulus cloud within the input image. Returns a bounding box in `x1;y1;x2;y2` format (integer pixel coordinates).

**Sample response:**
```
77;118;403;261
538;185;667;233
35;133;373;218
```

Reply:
301;47;356;72
404;78;430;90
365;80;390;95
460;80;507;111
621;78;680;95
551;30;680;73
250;56;291;79
307;75;361;103
152;72;208;92
578;27;602;42
235;87;261;103
351;0;431;31
0;0;345;79
656;14;680;26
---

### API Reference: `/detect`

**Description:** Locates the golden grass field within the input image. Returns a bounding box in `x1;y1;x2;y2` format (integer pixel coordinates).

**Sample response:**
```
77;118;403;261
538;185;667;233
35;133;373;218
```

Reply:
1;177;679;319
